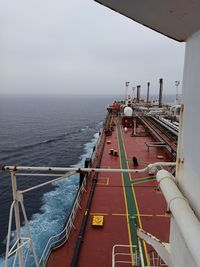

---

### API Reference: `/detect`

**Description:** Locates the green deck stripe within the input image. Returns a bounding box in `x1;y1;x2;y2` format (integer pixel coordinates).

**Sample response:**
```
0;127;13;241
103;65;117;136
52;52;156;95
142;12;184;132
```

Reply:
117;125;148;266
131;176;156;184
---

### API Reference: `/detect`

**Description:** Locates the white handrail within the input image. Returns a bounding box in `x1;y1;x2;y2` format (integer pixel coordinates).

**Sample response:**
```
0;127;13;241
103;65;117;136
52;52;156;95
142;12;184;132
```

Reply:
3;162;176;173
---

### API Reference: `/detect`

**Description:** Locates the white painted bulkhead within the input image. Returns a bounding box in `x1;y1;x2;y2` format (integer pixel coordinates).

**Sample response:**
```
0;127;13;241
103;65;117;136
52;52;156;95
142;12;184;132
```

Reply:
177;29;200;218
173;29;200;267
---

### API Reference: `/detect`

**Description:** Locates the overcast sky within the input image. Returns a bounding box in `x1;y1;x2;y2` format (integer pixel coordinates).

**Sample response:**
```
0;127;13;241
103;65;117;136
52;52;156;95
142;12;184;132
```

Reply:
0;0;185;96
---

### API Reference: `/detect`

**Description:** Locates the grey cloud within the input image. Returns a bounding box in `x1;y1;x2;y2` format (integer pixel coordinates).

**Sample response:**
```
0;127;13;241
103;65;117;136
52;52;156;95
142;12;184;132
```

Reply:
0;0;185;95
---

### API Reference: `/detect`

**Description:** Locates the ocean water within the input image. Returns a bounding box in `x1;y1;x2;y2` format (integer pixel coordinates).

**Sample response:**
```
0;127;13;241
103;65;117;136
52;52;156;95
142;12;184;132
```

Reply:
0;95;117;265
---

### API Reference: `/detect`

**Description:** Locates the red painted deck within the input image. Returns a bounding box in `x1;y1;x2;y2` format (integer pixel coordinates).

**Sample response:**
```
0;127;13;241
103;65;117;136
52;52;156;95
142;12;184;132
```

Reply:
121;124;171;244
47;116;172;267
47;125;131;267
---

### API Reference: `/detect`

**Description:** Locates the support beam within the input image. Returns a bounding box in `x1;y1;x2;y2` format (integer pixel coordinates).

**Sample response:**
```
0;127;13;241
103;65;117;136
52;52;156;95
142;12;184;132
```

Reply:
137;228;172;267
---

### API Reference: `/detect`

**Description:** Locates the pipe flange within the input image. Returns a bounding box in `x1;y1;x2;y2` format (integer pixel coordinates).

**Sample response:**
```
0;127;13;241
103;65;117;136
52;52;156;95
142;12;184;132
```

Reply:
168;196;189;210
158;175;173;184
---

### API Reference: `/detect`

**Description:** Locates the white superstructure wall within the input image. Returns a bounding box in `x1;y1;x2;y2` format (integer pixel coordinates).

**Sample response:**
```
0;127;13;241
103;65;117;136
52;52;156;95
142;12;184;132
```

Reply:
172;29;200;267
177;29;200;219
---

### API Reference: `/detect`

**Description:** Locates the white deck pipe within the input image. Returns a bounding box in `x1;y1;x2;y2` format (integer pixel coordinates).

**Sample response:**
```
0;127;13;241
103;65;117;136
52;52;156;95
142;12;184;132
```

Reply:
156;170;200;267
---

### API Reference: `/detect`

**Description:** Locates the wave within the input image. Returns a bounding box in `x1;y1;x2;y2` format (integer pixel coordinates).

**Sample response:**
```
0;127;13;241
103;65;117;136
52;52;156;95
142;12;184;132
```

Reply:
1;130;79;153
0;132;99;266
0;125;97;161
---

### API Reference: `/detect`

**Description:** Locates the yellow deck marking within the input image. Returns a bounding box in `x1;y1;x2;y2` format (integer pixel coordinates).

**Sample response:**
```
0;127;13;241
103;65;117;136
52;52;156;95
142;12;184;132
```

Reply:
97;177;109;185
117;127;135;265
135;214;166;217
120;126;150;265
112;213;130;216
90;213;167;217
130;175;155;182
90;213;108;216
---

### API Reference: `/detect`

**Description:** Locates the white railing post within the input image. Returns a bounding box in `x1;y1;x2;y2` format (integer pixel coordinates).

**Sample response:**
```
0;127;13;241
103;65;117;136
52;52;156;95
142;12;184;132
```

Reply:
5;201;15;267
11;171;24;267
20;198;39;267
112;245;115;267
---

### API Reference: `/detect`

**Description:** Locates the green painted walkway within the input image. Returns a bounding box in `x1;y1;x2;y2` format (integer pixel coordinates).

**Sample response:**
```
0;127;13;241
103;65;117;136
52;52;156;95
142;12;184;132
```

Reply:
117;125;148;266
131;176;156;185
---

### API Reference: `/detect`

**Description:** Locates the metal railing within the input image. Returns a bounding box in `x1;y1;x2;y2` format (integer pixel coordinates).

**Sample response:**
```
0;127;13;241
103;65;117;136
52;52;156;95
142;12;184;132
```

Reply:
3;169;87;267
148;251;168;267
112;244;138;267
112;245;168;267
39;174;87;266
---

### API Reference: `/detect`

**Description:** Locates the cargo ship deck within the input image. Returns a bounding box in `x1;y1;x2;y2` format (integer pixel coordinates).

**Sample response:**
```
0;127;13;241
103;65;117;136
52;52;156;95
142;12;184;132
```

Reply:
47;115;172;267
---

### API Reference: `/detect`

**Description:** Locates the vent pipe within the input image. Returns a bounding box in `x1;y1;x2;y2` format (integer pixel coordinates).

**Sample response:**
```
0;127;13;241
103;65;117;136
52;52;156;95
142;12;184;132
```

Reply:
159;78;163;108
147;82;150;104
136;85;141;103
